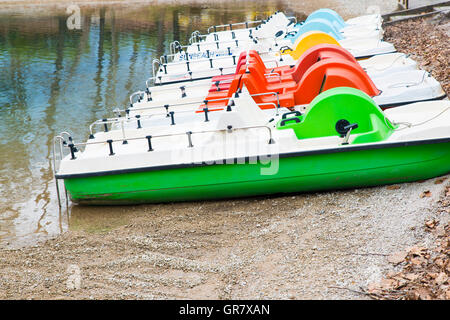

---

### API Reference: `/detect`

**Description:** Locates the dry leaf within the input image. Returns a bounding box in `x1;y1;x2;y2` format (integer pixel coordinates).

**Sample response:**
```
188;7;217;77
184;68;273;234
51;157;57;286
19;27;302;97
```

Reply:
388;251;407;265
425;219;438;229
403;273;419;281
411;257;425;265
435;272;448;285
409;246;427;256
414;288;432;300
420;190;432;198
380;278;397;290
435;226;446;237
434;257;446;268
434;177;446;184
387;185;400;190
367;282;381;294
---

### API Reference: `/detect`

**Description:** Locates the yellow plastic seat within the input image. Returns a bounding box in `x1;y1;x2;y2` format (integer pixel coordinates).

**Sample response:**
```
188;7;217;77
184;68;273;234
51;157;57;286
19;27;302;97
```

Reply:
283;31;341;60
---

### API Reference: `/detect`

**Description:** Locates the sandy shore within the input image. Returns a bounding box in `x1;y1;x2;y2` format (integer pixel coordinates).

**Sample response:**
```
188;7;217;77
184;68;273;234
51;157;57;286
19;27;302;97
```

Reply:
0;16;449;300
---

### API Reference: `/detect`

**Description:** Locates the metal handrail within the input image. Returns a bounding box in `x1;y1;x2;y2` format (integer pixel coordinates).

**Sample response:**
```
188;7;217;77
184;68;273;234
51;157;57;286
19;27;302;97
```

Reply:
70;125;275;156
129;91;146;106
207;19;263;33
157;46;277;71
128;96;235;113
152;59;161;78
180;37;247;50
169;41;182;55
250;91;280;112
264;72;282;82
144;77;235;98
159;52;237;67
205;15;297;34
147;63;237;87
189;31;207;44
129;91;281;117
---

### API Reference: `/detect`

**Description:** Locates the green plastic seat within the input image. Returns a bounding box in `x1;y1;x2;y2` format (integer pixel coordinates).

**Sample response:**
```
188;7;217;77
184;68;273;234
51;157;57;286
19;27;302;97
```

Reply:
277;87;396;144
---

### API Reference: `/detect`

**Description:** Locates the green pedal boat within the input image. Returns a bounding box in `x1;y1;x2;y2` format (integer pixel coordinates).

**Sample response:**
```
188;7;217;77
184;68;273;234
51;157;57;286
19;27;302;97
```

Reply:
53;87;450;205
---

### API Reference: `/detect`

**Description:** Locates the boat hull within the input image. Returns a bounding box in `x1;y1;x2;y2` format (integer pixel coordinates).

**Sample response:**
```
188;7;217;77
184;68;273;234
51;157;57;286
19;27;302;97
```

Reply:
62;140;450;205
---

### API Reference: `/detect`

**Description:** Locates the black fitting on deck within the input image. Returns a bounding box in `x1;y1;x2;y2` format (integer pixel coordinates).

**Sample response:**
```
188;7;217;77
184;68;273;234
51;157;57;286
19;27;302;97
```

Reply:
164;104;169;117
103;119;108;132
68;143;77;160
136;114;142;129
107;139;115;156
203;108;209;122
169;111;175;125
146;88;152;101
146;135;153;152
186;131;193;148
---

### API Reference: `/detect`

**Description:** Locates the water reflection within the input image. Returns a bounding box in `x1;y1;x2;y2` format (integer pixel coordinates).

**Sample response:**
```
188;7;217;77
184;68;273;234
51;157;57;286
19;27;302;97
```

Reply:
0;0;398;248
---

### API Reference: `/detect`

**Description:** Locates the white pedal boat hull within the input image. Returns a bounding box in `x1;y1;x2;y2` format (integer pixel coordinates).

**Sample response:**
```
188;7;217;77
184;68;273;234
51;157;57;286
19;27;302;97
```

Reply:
136;69;445;116
154;52;417;85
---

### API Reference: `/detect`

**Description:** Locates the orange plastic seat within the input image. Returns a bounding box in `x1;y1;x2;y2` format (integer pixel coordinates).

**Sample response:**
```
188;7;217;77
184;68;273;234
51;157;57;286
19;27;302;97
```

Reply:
241;58;380;108
197;51;380;112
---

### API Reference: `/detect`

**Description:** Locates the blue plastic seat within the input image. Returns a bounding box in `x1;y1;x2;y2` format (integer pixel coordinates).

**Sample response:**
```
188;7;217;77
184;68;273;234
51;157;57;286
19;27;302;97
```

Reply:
306;9;347;30
285;18;343;43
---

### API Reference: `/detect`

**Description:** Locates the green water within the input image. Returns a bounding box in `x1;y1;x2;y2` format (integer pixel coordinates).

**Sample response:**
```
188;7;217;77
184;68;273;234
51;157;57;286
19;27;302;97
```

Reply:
0;0;398;248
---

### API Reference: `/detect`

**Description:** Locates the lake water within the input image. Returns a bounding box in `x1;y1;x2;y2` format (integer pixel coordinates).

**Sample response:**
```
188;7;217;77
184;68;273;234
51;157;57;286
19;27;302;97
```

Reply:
0;0;399;248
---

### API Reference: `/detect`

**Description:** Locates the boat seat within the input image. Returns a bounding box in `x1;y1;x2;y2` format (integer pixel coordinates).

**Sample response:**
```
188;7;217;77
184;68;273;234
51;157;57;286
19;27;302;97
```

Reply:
280;44;357;82
240;58;380;107
306;8;347;30
277;87;395;143
292;58;380;105
284;31;341;60
285;18;344;42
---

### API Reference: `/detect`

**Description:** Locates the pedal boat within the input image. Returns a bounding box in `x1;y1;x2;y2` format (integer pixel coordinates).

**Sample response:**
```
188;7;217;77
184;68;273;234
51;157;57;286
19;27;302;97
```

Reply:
198;10;382;46
156;32;397;84
137;48;444;114
54;88;450;205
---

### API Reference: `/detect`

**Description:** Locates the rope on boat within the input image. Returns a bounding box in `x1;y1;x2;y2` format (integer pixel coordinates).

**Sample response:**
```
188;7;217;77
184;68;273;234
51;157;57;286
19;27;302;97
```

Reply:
387;70;428;88
391;107;450;131
368;53;410;72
